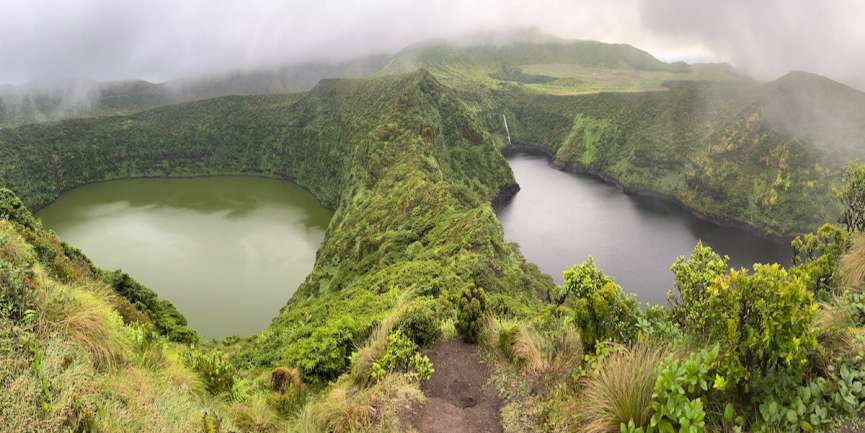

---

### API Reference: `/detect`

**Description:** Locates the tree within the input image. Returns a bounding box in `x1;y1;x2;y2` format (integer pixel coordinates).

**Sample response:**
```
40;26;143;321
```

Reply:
837;163;865;232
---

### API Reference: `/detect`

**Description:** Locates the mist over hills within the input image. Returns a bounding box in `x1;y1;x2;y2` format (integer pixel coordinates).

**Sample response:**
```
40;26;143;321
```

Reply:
0;35;745;126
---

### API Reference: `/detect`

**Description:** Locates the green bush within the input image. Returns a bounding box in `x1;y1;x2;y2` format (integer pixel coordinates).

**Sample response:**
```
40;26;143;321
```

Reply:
0;259;35;322
557;257;641;350
668;242;729;332
395;298;442;347
648;346;718;433
791;224;849;295
456;285;488;344
182;349;236;395
702;264;818;386
370;330;434;381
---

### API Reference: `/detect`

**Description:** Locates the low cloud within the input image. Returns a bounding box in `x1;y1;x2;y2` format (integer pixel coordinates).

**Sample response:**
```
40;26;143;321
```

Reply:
0;0;862;88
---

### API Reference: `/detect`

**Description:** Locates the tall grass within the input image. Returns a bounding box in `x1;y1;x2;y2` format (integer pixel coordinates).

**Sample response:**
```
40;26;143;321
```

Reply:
842;234;865;289
61;293;129;371
573;343;668;433
350;293;412;385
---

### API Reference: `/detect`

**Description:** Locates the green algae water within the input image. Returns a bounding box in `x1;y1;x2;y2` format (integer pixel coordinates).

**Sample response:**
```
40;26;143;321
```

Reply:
37;176;331;340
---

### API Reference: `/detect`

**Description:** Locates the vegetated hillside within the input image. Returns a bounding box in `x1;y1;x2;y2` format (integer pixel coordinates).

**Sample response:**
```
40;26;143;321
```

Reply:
0;55;389;127
377;37;740;94
0;34;743;127
0;80;177;126
0;70;553;431
494;73;865;236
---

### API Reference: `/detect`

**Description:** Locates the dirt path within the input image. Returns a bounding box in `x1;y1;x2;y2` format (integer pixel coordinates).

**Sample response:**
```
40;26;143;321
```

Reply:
403;340;503;433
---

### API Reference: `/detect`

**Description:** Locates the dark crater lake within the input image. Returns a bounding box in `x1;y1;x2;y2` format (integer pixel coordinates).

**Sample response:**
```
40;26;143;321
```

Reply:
37;176;332;339
497;152;792;304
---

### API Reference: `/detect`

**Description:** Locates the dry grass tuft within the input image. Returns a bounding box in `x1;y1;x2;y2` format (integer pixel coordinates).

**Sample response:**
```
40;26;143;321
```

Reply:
350;294;412;385
299;374;422;433
842;234;865;290
512;326;546;373
573;343;668;433
233;396;282;433
61;298;128;371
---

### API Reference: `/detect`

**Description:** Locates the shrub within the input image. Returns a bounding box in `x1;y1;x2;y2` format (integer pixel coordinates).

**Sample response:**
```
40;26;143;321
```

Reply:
837;163;865;232
395;298;441;347
558;257;641;350
456;284;488;344
649;346;719;433
702;264;818;385
0;258;36;323
668;242;729;332
575;343;668;433
182;349;236;395
370;330;433;382
792;224;849;295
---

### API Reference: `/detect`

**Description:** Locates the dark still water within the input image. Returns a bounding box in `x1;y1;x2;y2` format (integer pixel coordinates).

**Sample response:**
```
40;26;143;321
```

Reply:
497;153;792;304
37;177;332;339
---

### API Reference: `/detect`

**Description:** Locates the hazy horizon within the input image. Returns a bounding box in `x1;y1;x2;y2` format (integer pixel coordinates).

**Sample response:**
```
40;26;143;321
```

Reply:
1;0;864;89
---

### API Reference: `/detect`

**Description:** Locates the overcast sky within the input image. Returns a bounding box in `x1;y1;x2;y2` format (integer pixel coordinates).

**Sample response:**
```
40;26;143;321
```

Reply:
1;0;863;87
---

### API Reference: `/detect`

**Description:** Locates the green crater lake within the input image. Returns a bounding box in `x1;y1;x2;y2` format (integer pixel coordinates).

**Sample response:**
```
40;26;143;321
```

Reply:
37;176;332;340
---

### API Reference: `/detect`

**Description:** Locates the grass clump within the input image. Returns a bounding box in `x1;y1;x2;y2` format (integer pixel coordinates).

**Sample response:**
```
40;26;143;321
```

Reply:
573;344;668;433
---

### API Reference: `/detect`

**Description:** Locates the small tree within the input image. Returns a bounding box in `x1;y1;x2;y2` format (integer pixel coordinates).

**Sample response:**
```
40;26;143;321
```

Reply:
456;285;488;344
558;257;641;350
667;242;729;331
837;163;865;232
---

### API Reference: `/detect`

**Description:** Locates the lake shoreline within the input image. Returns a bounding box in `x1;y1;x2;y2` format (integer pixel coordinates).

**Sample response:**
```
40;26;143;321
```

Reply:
500;143;795;244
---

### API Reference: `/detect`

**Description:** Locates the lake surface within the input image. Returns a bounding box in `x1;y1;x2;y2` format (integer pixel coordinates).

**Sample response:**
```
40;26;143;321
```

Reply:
37;176;331;339
497;153;792;304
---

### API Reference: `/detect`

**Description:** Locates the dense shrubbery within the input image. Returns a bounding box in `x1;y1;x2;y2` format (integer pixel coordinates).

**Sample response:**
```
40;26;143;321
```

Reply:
395;297;442;347
182;349;237;395
109;271;198;344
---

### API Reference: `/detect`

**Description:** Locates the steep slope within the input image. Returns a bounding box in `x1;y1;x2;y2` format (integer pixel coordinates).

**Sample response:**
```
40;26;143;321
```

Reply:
490;72;865;236
0;71;553;430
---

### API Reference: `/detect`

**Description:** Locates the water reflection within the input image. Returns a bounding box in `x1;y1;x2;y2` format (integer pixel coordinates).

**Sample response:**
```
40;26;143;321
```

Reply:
496;153;792;304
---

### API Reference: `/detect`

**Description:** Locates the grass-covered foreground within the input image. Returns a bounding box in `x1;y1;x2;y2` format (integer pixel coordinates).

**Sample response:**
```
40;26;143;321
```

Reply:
2;65;865;433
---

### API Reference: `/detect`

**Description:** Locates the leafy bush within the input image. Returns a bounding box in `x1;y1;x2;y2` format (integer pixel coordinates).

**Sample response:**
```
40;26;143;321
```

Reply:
792;224;849;295
557;257;641;350
837;163;865;232
648;346;718;433
395;298;441;347
668;242;729;332
456;285;488;344
700;264;818;385
370;330;434;381
182;349;236;395
0;258;35;322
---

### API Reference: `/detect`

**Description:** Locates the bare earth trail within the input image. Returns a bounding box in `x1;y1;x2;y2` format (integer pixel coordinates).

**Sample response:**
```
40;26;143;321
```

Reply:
403;340;504;433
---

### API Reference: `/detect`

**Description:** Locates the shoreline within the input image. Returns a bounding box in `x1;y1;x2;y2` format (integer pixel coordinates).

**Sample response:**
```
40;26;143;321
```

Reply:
499;142;795;243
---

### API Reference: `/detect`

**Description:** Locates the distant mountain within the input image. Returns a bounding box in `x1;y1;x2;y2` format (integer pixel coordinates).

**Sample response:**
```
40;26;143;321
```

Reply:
0;55;390;126
758;71;865;159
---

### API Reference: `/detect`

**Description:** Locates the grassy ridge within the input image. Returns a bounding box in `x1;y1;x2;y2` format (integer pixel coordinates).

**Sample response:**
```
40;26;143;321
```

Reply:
0;70;552;382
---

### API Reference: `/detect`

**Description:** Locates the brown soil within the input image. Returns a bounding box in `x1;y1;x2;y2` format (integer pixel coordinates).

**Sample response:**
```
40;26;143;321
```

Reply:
402;340;504;433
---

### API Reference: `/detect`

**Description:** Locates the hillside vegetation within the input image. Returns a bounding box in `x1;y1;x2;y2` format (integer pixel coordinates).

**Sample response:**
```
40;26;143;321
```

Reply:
3;36;865;432
494;73;865;236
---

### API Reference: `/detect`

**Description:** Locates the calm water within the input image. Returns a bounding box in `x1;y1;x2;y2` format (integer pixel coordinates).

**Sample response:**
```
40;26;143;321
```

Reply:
37;177;331;339
497;153;792;304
